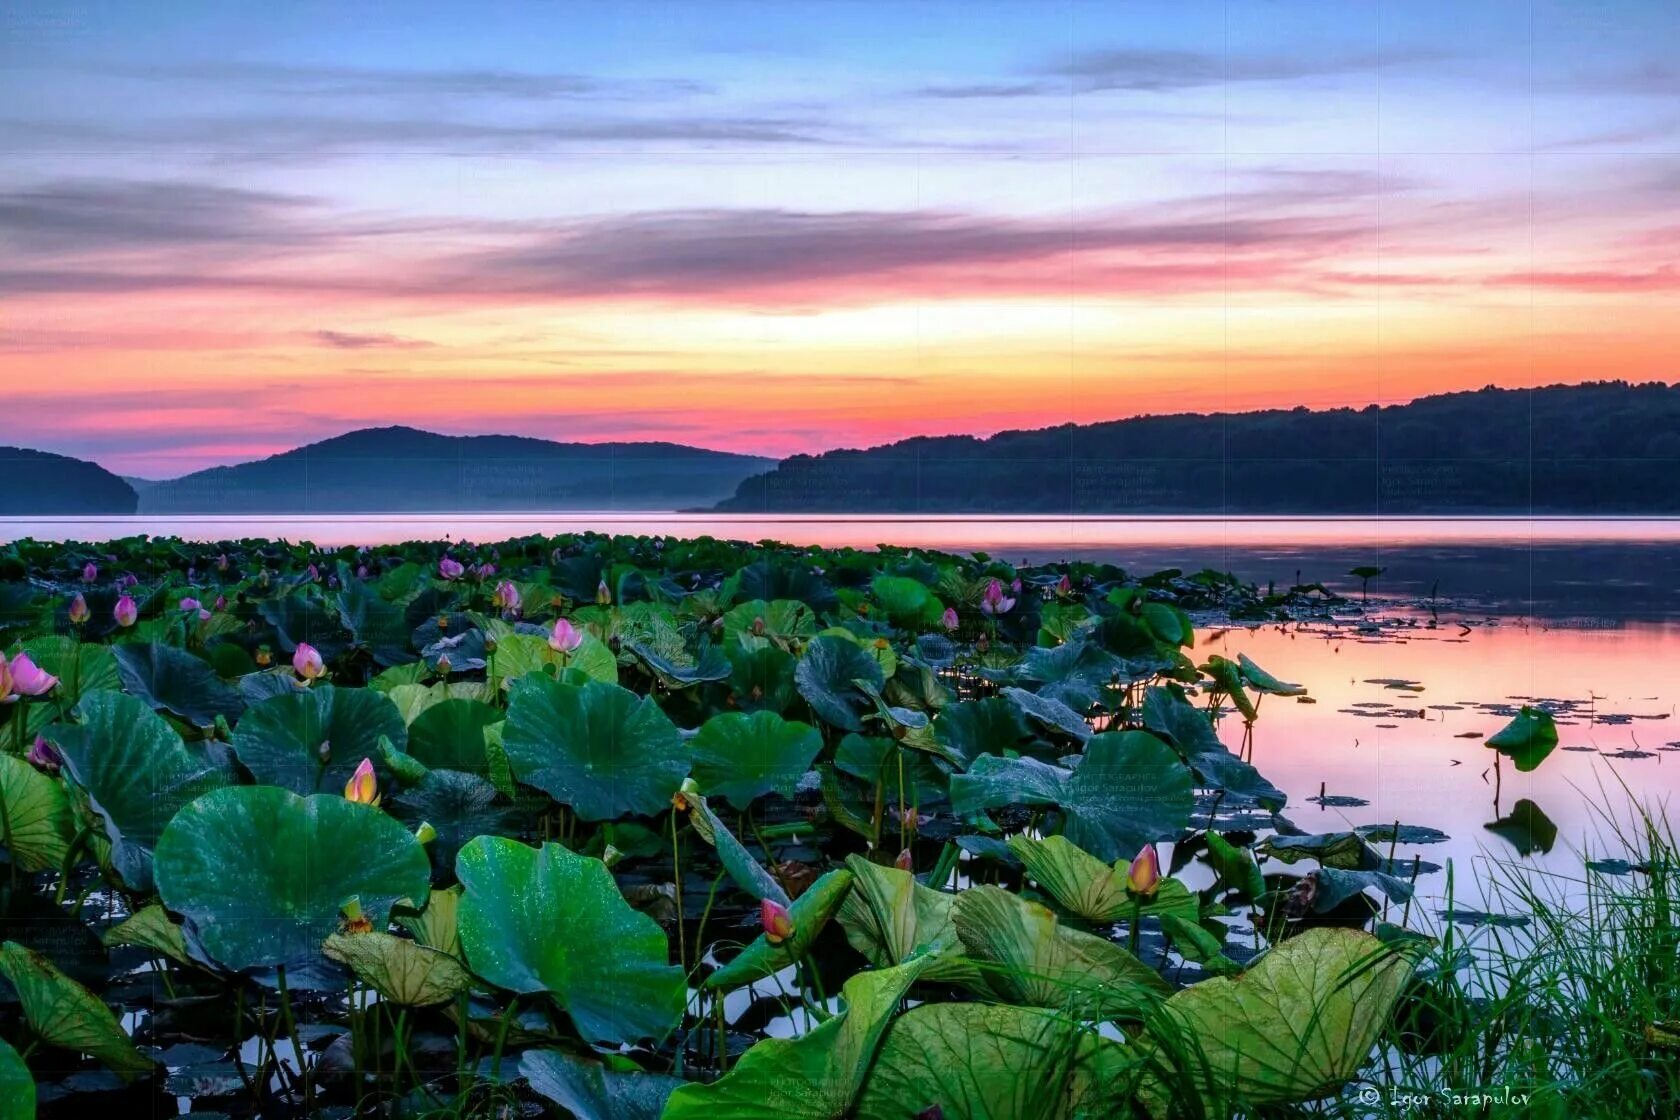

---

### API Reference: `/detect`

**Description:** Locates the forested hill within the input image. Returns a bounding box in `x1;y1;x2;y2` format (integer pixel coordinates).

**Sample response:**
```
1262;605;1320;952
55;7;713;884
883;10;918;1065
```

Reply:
139;427;773;512
714;382;1680;514
0;447;138;514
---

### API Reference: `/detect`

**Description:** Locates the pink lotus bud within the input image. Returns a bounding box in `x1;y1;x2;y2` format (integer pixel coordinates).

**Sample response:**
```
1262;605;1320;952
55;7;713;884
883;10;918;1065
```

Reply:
68;593;90;625
5;652;58;697
197;609;212;622
307;564;320;582
438;557;465;581
214;594;227;611
494;580;521;614
292;642;325;681
1056;574;1073;595
941;607;959;631
344;758;379;806
596;578;611;605
114;595;139;628
478;563;497;580
750;615;766;636
179;596;201;612
217;553;230;572
760;898;795;945
119;573;138;589
1127;845;1161;896
1011;577;1022;595
81;561;98;582
979;578;1015;616
548;617;584;653
27;735;63;775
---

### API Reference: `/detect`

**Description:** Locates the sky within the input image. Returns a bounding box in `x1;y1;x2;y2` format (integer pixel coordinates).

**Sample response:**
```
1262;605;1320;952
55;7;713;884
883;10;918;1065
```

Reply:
1;0;1677;478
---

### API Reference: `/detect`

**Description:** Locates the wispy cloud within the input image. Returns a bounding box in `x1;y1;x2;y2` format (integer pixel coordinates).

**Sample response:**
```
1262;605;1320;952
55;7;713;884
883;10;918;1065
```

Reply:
1049;46;1447;93
310;329;433;350
93;60;714;101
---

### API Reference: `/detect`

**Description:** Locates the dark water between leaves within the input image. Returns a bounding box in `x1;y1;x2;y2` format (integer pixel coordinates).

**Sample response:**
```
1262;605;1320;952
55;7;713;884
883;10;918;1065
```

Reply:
7;514;1680;927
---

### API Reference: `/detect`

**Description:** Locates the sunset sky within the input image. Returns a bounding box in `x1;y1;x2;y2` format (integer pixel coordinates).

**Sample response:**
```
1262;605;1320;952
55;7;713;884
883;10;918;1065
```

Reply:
2;0;1677;477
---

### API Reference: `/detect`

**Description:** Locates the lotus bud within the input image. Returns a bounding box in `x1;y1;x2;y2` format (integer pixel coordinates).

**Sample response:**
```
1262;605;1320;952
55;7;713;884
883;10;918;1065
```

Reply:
1127;845;1161;896
9;658;64;699
197;608;212;622
259;569;271;589
318;739;332;763
180;596;201;612
414;821;437;845
113;594;138;628
67;593;90;625
435;653;452;677
494;580;521;614
344;758;379;806
256;645;273;667
596;578;611;605
903;806;919;833
760;898;795;945
548;617;584;653
915;1107;945;1120
671;776;701;813
1056;574;1073;596
214;594;227;611
1011;577;1022;595
751;615;766;636
356;564;369;580
81;561;98;582
217;553;230;572
601;844;624;868
340;896;373;934
478;563;497;580
438;556;465;581
894;848;914;872
293;642;325;681
941;607;959;631
26;735;62;775
307;563;320;582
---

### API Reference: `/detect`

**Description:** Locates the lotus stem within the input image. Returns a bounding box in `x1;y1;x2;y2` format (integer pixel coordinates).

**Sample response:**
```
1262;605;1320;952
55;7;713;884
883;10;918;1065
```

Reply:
275;965;313;1111
671;811;686;972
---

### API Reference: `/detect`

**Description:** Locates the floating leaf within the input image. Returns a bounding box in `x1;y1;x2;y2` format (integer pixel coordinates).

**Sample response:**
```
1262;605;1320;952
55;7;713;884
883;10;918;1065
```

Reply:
456;836;684;1044
1485;706;1559;772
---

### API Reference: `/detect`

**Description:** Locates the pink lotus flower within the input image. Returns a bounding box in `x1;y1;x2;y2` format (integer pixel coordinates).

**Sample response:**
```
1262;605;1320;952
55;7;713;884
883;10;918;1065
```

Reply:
493;580;521;614
344;758;379;806
113;595;139;628
293;642;325;681
979;578;1015;617
1127;845;1161;896
197;609;212;622
1;652;58;699
179;596;201;612
81;561;98;582
477;563;497;580
548;617;584;653
438;557;465;581
27;736;62;775
760;898;795;945
213;594;227;611
67;593;90;625
941;607;959;631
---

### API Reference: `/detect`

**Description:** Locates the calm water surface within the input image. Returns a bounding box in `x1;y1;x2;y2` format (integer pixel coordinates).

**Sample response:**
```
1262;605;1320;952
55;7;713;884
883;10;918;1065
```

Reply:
7;513;1678;919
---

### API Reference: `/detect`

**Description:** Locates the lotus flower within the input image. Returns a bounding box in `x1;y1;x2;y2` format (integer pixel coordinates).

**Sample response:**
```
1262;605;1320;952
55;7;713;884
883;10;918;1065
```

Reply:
1127;845;1161;896
179;596;201;612
596;578;611;606
760;898;795;945
979;578;1015;616
217;553;230;572
548;617;584;653
67;593;89;625
438;556;465;581
477;563;497;580
81;561;98;582
113;594;138;628
2;652;57;698
1056;574;1073;596
494;580;521;614
942;606;959;631
197;609;212;622
306;564;320;582
118;573;138;589
293;642;325;681
344;758;379;806
27;736;62;775
213;594;227;611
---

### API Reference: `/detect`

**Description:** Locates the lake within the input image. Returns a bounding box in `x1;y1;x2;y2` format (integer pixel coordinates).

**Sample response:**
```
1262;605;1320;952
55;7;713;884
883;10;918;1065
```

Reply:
7;513;1678;921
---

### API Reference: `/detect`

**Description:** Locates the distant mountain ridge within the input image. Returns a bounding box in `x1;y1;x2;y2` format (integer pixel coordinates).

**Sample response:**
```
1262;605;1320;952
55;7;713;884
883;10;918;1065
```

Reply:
714;381;1680;515
138;426;774;513
0;447;138;515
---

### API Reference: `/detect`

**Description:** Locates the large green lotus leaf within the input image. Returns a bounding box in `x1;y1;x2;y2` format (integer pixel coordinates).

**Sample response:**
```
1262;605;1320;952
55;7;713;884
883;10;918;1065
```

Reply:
794;634;886;732
333;577;411;665
998;686;1092;743
1007;835;1197;926
391;769;513;879
489;629;618;686
15;635;118;708
323;931;471;1007
521;1049;682;1120
835;855;980;987
103;903;192;967
406;698;501;775
1256;831;1385;871
853;1002;1140;1120
1485;706;1559;772
395;886;462;958
690;710;823;809
502;675;687;821
685;794;790;907
113;641;243;728
933;697;1031;769
703;868;853;993
229;683;406;795
1204;830;1268;902
0;753;76;873
259;593;352;661
1237;654;1307;697
950;731;1194;862
666;958;928;1120
154;786;430;987
46;690;231;892
455;836;684;1044
0;941;153;1080
1016;641;1123;711
1140;687;1285;808
625;638;730;688
0;1036;32;1120
951;886;1170;1022
1137;927;1415;1113
725;643;798;714
722;599;819;649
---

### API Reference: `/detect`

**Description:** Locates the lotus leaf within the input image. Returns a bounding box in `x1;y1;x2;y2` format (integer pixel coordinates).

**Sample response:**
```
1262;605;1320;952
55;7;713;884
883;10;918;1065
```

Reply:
1007;834;1198;925
1485;706;1559;772
323;930;472;1006
0;1036;32;1120
703;867;854;992
0;753;76;873
0;941;153;1079
521;1049;682;1120
794;634;886;732
689;710;823;809
113;640;243;727
230;683;406;795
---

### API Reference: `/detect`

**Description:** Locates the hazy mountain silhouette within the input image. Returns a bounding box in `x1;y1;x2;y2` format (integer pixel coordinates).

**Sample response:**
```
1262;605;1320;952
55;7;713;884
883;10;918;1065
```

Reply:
138;427;774;513
1;447;139;514
715;381;1680;515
